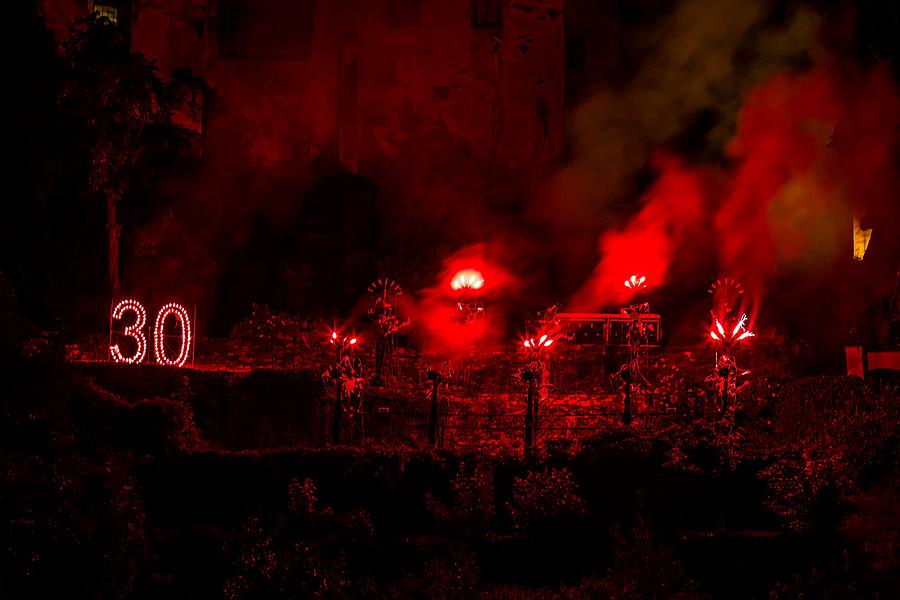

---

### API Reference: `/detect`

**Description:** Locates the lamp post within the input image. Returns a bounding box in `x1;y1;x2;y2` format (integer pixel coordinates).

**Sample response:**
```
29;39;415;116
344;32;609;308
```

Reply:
332;372;343;444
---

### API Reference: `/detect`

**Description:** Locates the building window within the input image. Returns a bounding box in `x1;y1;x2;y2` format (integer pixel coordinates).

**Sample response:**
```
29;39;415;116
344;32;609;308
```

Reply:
93;4;118;24
217;0;315;60
472;0;502;30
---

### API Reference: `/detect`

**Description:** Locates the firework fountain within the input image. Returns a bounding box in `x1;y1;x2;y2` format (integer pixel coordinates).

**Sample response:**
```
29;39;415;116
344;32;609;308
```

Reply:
706;279;754;423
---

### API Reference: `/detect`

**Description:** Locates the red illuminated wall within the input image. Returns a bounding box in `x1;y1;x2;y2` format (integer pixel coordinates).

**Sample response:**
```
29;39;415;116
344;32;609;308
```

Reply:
41;1;572;215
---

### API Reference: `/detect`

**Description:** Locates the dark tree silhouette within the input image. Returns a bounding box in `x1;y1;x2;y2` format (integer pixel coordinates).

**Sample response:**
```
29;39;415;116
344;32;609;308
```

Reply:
58;15;201;298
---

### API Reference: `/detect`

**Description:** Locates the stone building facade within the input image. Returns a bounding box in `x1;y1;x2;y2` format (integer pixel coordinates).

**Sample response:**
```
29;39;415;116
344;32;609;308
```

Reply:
42;1;575;210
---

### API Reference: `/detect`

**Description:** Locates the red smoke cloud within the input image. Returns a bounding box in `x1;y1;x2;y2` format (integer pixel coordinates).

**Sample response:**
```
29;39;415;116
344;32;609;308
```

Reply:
404;244;521;357
568;155;709;311
717;64;898;284
568;59;900;341
715;61;900;332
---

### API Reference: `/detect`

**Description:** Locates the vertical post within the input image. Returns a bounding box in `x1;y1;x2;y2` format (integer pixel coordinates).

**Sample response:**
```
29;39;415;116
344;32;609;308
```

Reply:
717;357;731;417
622;366;632;425
107;298;114;361
332;383;342;445
107;196;121;299
524;372;535;457
534;376;540;447
428;375;438;447
427;370;443;449
374;337;385;385
358;388;366;443
191;304;197;368
720;387;728;416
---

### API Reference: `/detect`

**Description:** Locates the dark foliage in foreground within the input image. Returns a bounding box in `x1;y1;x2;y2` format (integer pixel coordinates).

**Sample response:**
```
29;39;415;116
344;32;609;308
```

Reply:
3;342;898;598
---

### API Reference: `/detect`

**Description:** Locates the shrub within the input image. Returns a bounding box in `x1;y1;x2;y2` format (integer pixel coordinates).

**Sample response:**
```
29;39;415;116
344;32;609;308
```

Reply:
508;466;587;531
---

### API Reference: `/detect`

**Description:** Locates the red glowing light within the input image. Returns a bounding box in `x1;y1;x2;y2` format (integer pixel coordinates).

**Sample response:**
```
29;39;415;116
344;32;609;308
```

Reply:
523;335;554;349
109;300;193;367
708;278;744;296
708;314;754;345
731;315;746;337
153;303;192;367
330;329;359;349
110;299;147;364
624;274;648;290
451;269;485;291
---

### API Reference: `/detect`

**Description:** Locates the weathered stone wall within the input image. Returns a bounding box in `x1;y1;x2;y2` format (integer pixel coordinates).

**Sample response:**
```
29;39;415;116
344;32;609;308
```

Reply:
115;1;566;207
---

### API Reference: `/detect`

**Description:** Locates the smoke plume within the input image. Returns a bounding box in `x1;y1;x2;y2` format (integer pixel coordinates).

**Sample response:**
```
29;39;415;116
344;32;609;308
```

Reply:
554;0;900;343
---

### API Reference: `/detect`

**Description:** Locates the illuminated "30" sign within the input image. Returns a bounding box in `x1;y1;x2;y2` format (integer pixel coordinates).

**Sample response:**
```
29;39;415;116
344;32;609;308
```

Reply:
110;299;193;367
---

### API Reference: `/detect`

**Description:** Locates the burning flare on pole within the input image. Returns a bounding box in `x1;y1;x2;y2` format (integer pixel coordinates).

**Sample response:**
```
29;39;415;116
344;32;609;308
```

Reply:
330;330;358;346
523;333;554;349
708;314;754;344
451;269;485;291
624;274;647;290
